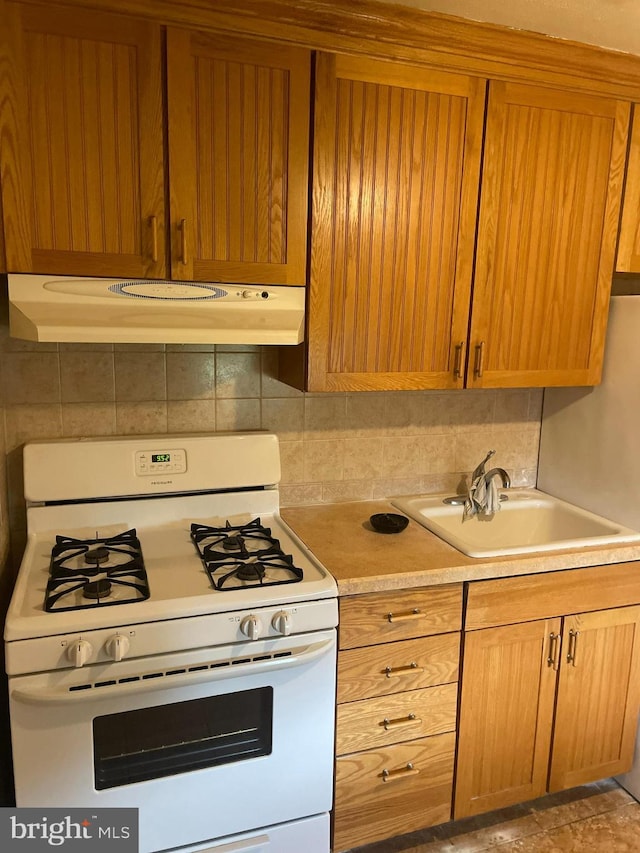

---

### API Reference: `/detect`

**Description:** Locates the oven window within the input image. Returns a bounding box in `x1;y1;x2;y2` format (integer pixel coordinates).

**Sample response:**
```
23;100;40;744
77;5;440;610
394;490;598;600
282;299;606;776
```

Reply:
93;687;273;789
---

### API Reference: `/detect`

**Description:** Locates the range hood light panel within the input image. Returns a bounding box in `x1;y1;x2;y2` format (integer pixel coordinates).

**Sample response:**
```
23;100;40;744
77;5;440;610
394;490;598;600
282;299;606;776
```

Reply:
8;275;306;345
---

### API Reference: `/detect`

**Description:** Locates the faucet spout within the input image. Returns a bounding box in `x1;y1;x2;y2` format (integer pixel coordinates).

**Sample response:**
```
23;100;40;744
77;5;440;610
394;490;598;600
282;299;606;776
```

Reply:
484;467;511;489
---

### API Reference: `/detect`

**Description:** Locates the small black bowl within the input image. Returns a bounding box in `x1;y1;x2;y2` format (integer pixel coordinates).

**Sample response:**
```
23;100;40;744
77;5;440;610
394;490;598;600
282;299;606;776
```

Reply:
369;513;409;534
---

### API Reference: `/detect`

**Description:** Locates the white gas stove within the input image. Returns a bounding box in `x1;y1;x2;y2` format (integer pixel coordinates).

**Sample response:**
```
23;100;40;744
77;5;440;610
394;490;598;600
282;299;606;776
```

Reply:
4;433;337;853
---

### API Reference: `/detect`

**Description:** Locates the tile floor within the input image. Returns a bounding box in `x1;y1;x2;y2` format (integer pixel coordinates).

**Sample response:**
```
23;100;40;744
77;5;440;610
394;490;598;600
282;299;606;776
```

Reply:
346;779;640;852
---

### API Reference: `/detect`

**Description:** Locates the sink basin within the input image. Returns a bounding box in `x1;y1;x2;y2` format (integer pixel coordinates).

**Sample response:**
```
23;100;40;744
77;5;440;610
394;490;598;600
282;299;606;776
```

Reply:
391;489;640;558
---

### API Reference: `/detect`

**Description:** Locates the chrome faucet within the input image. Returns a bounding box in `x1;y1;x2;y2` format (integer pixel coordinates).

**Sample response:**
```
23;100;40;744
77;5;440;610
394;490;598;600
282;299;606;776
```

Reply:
461;451;511;516
483;467;511;490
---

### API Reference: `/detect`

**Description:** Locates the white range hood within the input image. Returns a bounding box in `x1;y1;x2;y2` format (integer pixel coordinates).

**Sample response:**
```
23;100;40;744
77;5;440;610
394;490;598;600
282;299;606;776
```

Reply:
8;274;306;345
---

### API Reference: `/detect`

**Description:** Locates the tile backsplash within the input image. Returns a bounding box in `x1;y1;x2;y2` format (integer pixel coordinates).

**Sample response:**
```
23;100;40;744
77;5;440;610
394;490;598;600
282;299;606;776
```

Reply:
0;280;542;563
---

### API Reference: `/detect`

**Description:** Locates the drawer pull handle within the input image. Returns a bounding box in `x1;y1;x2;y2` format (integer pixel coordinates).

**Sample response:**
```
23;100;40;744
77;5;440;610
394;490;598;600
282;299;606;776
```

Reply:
383;662;424;678
387;608;422;623
381;713;421;731
381;762;419;783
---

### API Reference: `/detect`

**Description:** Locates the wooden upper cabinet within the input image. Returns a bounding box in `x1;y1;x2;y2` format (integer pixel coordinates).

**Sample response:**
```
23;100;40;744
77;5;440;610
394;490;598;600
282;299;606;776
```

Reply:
468;82;630;388
166;29;310;284
617;105;640;272
0;3;166;277
305;53;486;391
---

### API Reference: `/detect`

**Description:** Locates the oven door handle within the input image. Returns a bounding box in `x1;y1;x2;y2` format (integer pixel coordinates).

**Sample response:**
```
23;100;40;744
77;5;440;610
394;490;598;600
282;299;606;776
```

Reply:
11;638;335;706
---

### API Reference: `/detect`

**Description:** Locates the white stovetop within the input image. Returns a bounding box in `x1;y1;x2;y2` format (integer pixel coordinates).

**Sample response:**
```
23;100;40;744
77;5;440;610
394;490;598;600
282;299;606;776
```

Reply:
5;489;336;643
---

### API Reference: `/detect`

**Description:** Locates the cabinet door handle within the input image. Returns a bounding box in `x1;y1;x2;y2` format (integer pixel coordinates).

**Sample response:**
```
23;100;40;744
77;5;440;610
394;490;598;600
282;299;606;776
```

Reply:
383;662;424;678
474;341;485;378
547;632;560;670
381;762;419;783
149;215;158;263
179;218;188;265
387;608;422;623
453;341;465;379
566;629;580;666
381;713;421;731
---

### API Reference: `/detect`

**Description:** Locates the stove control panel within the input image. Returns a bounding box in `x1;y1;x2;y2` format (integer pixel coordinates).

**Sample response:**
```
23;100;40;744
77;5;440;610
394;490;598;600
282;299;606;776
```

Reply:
135;448;187;476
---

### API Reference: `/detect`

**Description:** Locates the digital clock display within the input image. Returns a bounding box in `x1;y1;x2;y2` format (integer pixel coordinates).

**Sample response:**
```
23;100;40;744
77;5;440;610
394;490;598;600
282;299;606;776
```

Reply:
152;453;171;463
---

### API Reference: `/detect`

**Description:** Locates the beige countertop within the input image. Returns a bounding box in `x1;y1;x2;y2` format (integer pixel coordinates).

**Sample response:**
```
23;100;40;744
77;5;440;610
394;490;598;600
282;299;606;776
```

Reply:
281;500;640;595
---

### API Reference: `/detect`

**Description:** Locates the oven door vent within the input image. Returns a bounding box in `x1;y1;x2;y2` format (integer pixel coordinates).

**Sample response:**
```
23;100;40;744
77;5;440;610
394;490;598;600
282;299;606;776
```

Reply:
68;649;294;693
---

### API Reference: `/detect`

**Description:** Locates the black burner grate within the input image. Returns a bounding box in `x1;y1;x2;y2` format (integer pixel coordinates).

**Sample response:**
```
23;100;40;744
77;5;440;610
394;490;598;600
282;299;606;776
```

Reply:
190;518;303;591
45;529;150;612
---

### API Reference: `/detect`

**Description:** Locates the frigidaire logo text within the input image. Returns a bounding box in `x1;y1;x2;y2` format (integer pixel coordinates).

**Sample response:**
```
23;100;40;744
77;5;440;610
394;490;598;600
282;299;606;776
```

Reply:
10;815;131;846
151;480;173;486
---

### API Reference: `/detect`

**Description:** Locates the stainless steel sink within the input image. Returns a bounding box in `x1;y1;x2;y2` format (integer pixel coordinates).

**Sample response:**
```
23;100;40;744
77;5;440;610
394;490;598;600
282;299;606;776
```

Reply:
391;489;640;558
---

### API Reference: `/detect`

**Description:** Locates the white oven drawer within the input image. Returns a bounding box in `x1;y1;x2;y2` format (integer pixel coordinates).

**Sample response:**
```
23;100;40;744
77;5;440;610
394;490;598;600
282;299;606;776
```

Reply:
8;630;337;853
179;813;329;853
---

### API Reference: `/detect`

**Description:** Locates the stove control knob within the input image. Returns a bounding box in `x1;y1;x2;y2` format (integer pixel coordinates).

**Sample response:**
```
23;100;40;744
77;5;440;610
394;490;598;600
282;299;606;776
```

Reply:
240;615;262;641
272;611;292;636
67;639;92;668
105;634;130;662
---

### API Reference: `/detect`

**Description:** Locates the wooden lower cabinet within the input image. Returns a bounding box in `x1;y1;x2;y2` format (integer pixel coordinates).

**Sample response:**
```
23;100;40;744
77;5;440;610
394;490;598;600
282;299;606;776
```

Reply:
333;585;462;851
549;606;640;791
334;732;456;851
455;568;640;820
454;618;560;817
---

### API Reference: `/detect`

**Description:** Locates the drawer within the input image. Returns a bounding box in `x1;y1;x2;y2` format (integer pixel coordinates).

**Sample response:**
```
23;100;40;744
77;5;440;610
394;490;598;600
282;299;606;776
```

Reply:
339;584;463;649
465;562;640;630
337;632;460;703
336;683;457;755
333;732;455;852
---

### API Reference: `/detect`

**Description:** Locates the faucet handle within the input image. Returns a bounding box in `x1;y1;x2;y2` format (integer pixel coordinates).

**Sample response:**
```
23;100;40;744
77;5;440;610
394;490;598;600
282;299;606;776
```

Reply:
472;449;496;481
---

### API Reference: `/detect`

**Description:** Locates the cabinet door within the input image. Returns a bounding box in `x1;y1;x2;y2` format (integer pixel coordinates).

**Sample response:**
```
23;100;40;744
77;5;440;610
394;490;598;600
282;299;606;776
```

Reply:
0;3;166;276
468;82;629;388
306;53;485;391
166;29;310;284
549;605;640;791
617;105;640;272
454;618;560;819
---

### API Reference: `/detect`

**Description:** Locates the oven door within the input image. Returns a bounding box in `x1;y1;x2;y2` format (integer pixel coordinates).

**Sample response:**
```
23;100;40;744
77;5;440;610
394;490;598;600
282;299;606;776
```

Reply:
8;629;336;853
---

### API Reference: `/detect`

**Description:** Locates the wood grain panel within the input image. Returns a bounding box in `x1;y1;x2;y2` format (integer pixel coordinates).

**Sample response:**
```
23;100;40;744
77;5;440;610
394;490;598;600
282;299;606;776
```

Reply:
166;28;310;284
465;563;640;631
307;52;485;391
454;618;560;818
549;605;640;791
333;732;455;852
468;81;630;388
339;585;463;650
617;105;640;272
15;0;640;101
337;632;460;703
0;2;166;276
336;684;457;755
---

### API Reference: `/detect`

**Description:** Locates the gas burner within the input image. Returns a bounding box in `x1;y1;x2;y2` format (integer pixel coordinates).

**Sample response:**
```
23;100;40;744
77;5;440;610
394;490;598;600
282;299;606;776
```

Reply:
84;546;110;566
191;519;303;591
45;529;150;612
82;578;112;600
235;562;265;582
222;535;246;553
